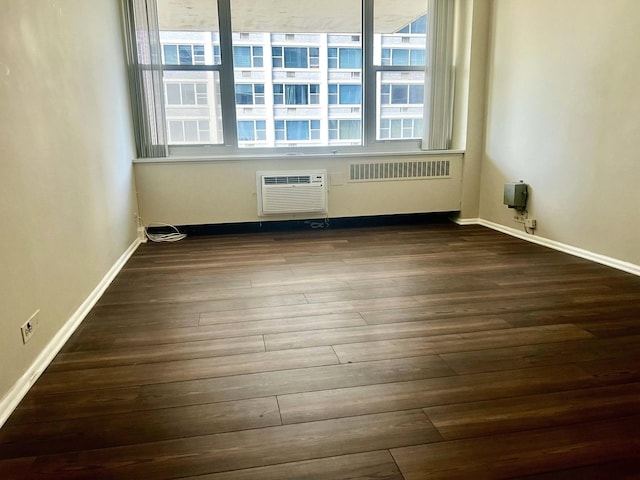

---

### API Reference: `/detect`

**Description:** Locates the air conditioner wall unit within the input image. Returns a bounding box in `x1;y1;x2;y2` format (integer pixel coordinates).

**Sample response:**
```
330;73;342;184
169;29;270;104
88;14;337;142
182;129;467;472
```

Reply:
257;170;328;216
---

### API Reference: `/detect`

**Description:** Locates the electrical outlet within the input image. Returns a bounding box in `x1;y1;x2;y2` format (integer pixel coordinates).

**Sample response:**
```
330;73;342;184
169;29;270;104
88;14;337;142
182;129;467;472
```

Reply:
21;310;40;344
525;218;537;229
513;214;526;224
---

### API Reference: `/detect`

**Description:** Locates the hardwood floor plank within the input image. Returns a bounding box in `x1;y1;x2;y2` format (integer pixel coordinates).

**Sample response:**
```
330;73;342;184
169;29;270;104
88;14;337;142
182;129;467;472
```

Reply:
100;279;351;307
48;335;265;371
16;410;441;479
264;317;511;351
180;451;404;480
8;356;454;424
200;296;422;324
390;415;640;480
61;313;367;352
31;346;339;394
277;364;598;424
440;335;640;375
423;382;640;439
0;397;281;459
333;324;594;363
512;458;640;479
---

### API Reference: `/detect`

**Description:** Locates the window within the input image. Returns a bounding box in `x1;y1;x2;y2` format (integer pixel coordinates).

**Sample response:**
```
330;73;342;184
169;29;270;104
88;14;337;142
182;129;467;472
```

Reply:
275;120;321;141
328;48;362;69
272;47;319;69
397;14;427;34
328;84;362;105
329;120;361;140
273;84;319;105
168;120;211;143
379;118;422;139
233;46;263;68
380;84;424;104
237;120;266;141
381;48;425;66
235;83;265;104
163;44;206;65
166;83;208;105
125;0;454;156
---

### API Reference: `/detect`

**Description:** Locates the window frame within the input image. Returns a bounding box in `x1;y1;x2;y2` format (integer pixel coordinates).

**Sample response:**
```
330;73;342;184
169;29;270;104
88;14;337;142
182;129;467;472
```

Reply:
141;0;446;158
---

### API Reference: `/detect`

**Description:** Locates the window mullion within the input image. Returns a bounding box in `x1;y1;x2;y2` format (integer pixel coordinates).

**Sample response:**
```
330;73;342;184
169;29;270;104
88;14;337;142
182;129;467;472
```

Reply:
217;0;238;148
363;0;375;145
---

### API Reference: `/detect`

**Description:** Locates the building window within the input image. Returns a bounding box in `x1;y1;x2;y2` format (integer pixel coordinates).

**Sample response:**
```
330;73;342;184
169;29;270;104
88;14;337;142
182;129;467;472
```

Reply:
275;120;321;141
381;48;425;66
272;47;319;69
235;83;265;105
168;120;211;143
329;120;361;140
380;84;424;104
163;44;206;65
233;46;263;68
397;14;427;34
379;118;422;139
328;47;362;69
237;120;267;141
165;83;208;106
328;84;362;105
273;84;320;105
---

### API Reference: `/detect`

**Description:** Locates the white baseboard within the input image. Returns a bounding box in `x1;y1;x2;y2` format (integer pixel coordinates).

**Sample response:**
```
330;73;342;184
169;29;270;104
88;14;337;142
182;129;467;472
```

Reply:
477;219;640;277
0;237;142;429
452;217;481;226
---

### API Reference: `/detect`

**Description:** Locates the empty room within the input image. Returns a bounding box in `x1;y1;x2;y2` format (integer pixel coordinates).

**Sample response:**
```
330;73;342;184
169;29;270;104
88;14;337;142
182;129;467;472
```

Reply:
1;0;640;478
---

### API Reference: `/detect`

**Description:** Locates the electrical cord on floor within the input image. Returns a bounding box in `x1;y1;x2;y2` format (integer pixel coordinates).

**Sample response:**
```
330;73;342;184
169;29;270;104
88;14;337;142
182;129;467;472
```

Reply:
308;218;330;229
140;217;187;242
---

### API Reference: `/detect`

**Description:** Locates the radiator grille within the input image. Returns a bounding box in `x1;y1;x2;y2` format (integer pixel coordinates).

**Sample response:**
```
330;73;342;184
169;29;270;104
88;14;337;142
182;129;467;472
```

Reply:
348;160;451;182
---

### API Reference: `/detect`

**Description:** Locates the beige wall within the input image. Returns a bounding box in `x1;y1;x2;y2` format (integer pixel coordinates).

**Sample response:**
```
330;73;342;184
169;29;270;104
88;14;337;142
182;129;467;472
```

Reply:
455;0;490;219
135;155;463;225
480;0;640;265
0;0;138;401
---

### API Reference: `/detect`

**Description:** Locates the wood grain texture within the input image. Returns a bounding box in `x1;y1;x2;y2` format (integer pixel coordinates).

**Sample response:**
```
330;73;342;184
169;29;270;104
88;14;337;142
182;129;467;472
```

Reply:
2;223;639;478
179;451;404;480
390;415;640;480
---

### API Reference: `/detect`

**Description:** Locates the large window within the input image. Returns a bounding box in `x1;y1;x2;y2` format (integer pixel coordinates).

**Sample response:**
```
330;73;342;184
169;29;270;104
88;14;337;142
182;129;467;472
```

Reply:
124;0;455;156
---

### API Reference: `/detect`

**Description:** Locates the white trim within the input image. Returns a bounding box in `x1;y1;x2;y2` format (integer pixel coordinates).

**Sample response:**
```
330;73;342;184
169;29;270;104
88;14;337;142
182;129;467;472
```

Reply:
0;238;142;429
478;219;640;277
451;217;480;226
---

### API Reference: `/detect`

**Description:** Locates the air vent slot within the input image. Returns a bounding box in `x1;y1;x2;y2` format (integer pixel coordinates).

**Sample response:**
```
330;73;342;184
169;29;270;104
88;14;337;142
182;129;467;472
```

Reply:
348;160;451;182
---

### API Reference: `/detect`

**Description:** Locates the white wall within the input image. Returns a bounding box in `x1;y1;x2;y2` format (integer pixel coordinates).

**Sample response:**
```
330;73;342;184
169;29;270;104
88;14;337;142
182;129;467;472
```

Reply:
480;0;640;266
0;0;138;407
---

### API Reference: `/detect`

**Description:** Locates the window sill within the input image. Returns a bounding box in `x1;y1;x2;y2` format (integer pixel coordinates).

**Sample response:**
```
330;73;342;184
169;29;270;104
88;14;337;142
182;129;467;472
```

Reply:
132;147;465;164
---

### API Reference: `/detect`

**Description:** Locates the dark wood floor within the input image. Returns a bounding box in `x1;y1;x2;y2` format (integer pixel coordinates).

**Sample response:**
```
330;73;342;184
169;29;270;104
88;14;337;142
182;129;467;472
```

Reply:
2;223;640;479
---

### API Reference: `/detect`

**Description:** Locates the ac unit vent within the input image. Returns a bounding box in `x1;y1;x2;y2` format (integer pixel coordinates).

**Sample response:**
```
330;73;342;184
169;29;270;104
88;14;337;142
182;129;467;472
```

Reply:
257;170;328;216
264;175;311;185
348;160;451;182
